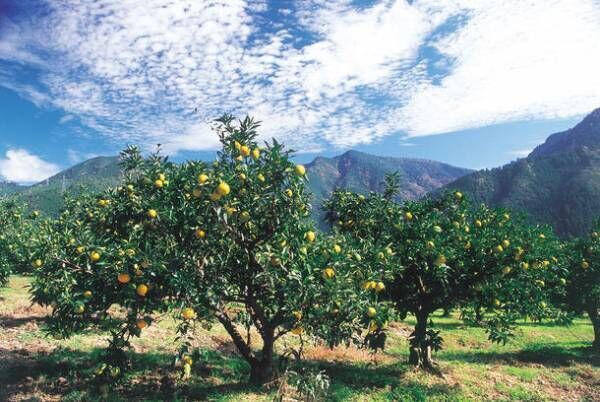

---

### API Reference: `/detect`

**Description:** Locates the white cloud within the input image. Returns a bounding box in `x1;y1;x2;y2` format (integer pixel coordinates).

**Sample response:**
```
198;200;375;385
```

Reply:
0;149;61;183
509;149;532;158
0;0;599;152
400;0;600;136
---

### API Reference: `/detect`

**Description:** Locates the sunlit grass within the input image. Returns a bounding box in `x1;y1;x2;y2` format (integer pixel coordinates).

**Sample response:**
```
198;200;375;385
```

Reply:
1;275;598;401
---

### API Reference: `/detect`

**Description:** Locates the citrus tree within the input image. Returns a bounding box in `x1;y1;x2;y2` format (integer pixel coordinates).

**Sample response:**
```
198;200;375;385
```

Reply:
0;198;40;285
325;176;562;369
30;116;373;385
562;223;600;350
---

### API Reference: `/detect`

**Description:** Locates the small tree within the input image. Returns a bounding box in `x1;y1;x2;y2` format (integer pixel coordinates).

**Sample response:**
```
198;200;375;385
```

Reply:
0;198;39;286
325;177;561;369
30;116;371;385
563;223;600;350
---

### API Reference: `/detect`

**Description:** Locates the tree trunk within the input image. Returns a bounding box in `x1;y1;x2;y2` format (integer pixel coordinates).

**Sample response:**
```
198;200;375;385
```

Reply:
588;309;600;352
408;311;435;369
249;333;276;386
475;305;483;323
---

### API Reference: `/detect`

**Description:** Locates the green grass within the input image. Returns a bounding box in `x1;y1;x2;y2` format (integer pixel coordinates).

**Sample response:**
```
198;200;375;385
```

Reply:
1;275;598;401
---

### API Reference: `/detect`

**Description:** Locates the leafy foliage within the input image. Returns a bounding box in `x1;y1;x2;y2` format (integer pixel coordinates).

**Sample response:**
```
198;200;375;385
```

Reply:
561;222;600;349
29;116;375;385
325;182;565;367
0;198;40;285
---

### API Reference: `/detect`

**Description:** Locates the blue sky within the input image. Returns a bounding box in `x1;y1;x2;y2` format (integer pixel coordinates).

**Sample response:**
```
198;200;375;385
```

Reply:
1;0;599;183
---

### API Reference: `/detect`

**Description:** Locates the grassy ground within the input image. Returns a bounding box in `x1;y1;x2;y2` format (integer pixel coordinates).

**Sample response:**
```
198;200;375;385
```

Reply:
0;276;598;401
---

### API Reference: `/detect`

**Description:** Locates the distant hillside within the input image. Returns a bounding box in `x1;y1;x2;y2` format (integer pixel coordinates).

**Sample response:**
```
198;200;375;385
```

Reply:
0;181;26;196
307;150;472;223
447;108;600;237
6;151;471;219
308;150;471;200
17;156;122;215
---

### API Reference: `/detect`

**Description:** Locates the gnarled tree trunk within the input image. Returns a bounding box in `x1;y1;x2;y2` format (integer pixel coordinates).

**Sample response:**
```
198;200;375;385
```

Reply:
408;311;435;370
216;311;278;386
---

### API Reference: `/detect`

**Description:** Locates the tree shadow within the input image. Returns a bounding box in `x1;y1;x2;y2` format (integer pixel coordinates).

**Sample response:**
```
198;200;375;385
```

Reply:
0;345;265;401
0;314;47;328
440;344;599;367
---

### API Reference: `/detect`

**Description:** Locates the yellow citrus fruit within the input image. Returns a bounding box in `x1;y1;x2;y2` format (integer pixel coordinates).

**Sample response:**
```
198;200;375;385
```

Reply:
74;304;85;314
305;231;316;242
240;211;251;223
405;212;413;221
426;241;435;249
433;225;442;233
292;311;302;321
209;192;222;201
198;174;209;184
454;191;463;200
182;307;196;320
581;260;590;269
375;282;385;292
136;319;148;329
285;189;293;197
434;255;447;266
32;259;43;268
367;307;377;318
291;326;304;335
502;240;510;248
475;220;482;228
257;173;265;182
322;267;335;280
239;173;247;180
147;209;158;219
502;266;512;275
83;290;92;298
183;355;193;365
76;246;85;254
294;164;306;176
90;251;101;262
333;244;342;254
195;229;206;239
154;179;164;188
520;262;529;270
240;145;250;157
493;299;501;307
234;141;242;150
216;182;230;196
136;284;149;297
251;148;260;160
117;273;131;284
494;245;504;253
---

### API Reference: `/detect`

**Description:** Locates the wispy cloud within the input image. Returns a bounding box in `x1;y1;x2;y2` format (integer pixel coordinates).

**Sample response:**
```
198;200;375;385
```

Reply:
0;149;60;183
509;149;532;158
0;0;599;153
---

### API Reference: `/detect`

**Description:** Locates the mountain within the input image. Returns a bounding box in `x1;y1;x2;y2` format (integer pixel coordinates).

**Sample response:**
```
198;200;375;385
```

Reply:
14;156;122;216
446;108;600;237
308;149;471;202
0;181;26;196
4;151;471;219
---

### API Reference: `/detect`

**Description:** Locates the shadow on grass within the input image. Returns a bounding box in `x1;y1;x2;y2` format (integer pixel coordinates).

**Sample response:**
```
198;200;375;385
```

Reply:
0;346;265;401
0;314;47;328
440;344;599;367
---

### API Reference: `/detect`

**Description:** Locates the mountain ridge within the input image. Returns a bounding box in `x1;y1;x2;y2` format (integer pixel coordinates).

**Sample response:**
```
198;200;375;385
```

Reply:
446;107;600;237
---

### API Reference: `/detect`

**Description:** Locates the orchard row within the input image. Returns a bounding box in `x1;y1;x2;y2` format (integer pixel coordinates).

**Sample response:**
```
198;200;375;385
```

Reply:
0;115;597;386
